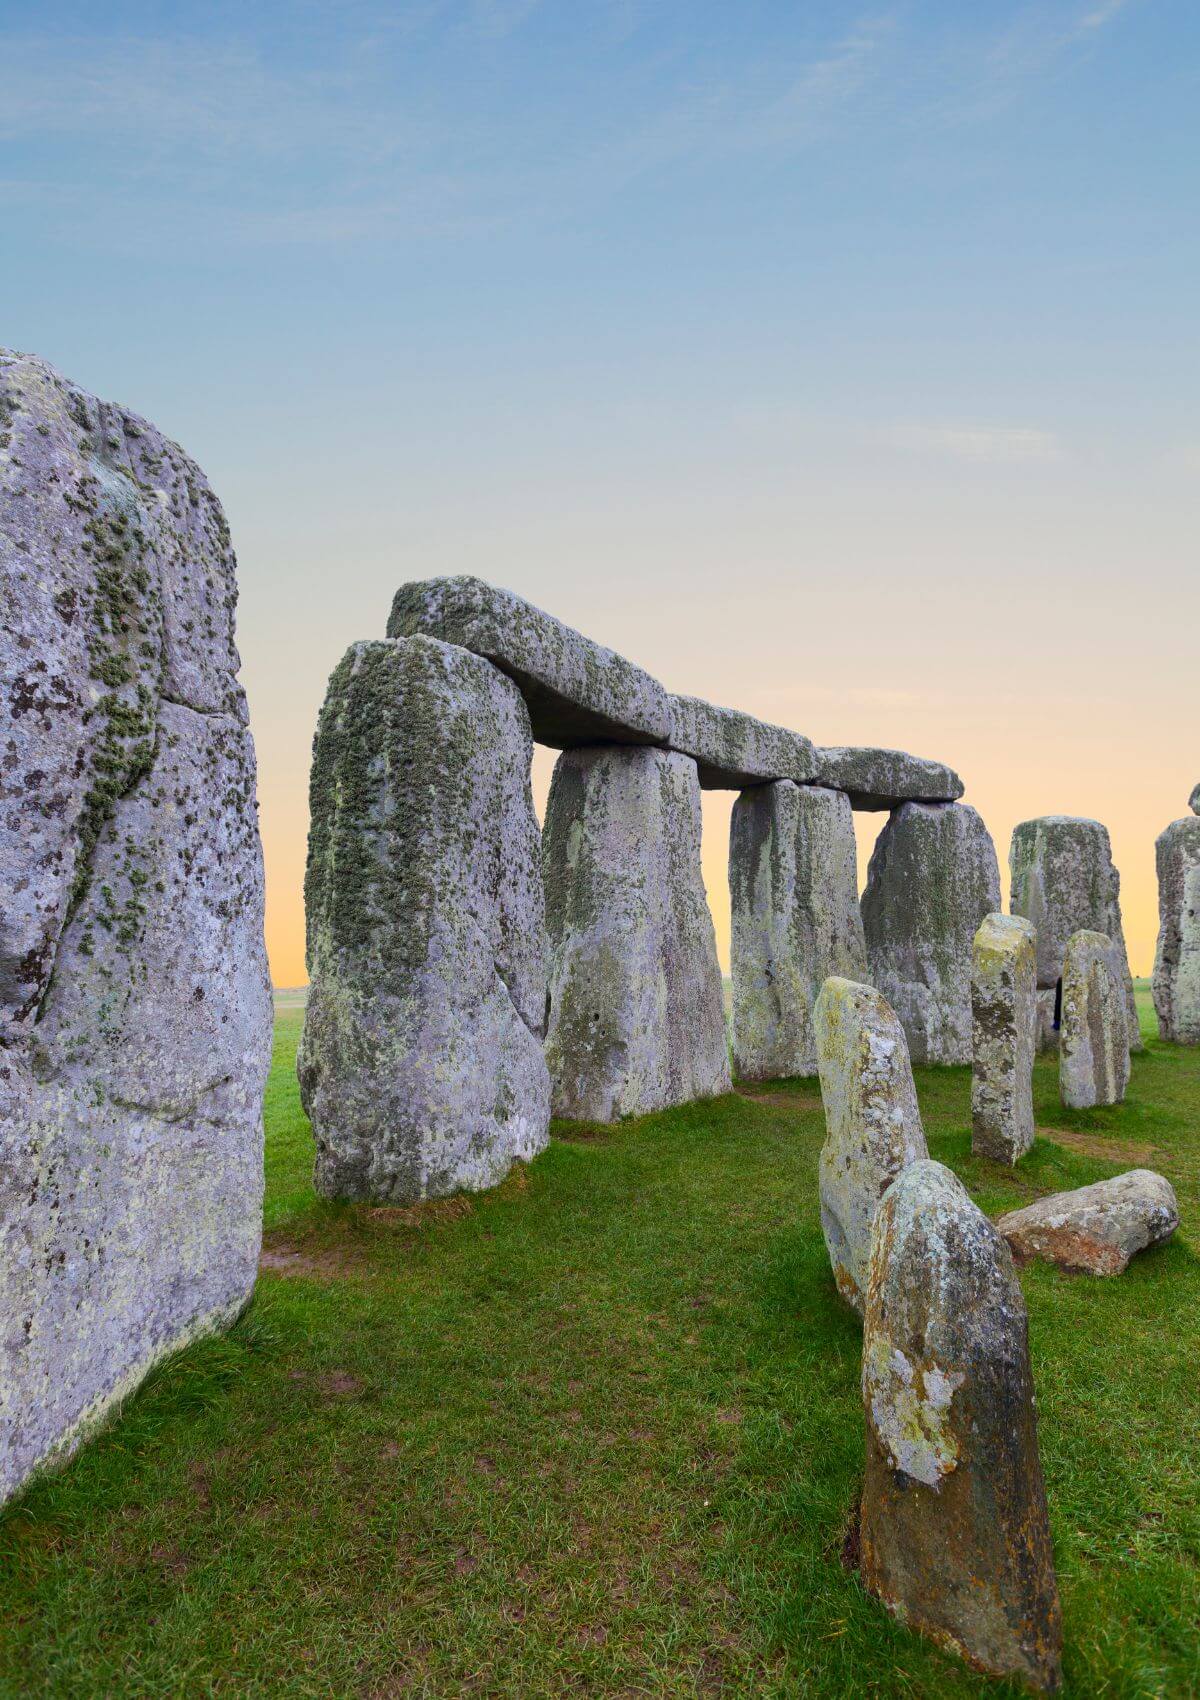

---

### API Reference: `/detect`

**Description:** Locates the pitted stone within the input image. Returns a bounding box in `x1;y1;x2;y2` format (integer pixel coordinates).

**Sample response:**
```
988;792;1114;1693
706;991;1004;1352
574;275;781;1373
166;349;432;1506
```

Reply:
971;914;1038;1164
1191;783;1200;817
999;1170;1179;1276
1059;929;1130;1109
811;747;963;811
668;694;816;789
1152;816;1200;1044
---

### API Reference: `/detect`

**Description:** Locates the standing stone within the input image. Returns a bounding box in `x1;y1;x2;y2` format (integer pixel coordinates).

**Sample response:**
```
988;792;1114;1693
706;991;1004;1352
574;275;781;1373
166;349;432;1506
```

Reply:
1010;816;1142;1053
971;914;1038;1163
861;803;1001;1065
543;746;729;1121
998;1170;1179;1276
861;1160;1062;1692
298;637;550;1202
813;978;928;1314
730;783;866;1080
1152;815;1200;1043
1190;783;1200;816
1059;929;1130;1109
0;351;272;1507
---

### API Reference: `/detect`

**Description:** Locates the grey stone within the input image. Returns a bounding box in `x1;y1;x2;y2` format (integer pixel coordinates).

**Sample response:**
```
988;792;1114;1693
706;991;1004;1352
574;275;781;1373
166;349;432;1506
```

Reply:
861;803;1001;1065
0;351;271;1507
971;914;1038;1164
298;637;549;1202
1191;783;1200;817
1152;816;1200;1043
861;1159;1062;1692
387;575;670;750
811;747;963;811
543;745;730;1120
998;1170;1179;1276
1009;815;1142;1053
730;784;866;1080
813;977;928;1314
1059;929;1130;1109
667;693;816;789
1035;987;1060;1054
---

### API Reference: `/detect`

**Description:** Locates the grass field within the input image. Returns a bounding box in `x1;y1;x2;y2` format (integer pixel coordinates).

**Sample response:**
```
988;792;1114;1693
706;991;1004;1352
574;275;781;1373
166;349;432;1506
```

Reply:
1;990;1197;1698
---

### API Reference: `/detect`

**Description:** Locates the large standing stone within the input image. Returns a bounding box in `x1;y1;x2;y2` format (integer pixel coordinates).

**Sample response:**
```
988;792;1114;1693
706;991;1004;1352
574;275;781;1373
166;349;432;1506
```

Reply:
999;1171;1179;1276
971;913;1038;1164
542;746;729;1121
861;1160;1062;1692
1059;929;1130;1109
813;977;928;1314
0;351;271;1507
861;802;1001;1065
730;784;866;1080
1152;815;1200;1043
298;637;549;1202
667;694;816;789
811;747;963;811
1009;816;1142;1053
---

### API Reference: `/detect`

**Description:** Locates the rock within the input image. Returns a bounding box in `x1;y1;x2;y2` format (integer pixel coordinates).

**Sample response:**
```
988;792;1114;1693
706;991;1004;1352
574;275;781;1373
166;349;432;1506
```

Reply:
861;803;1001;1065
1152;816;1200;1043
971;914;1038;1164
298;637;550;1201
1009;816;1142;1053
811;747;963;811
861;1159;1062;1692
542;746;730;1120
1035;987;1060;1054
730;784;866;1079
0;351;272;1507
998;1170;1179;1276
1059;929;1130;1109
667;694;816;789
387;575;670;749
1191;783;1200;817
813;977;928;1313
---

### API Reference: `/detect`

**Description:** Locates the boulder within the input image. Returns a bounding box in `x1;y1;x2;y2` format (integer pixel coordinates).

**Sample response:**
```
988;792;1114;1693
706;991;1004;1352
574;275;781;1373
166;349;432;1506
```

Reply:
667;693;816;789
811;747;963;811
298;637;550;1201
1152;816;1200;1043
998;1170;1179;1276
971;914;1038;1164
0;351;272;1507
861;803;1001;1065
861;1160;1062;1692
730;784;865;1079
543;746;729;1120
813;977;928;1313
1059;929;1130;1109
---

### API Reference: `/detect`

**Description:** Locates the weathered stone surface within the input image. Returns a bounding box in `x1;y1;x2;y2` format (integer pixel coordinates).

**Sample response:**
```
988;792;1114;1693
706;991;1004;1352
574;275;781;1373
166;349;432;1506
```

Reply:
811;747;963;811
861;1160;1062;1692
813;977;928;1313
667;693;816;789
971;914;1038;1164
1035;987;1060;1054
0;351;271;1506
1191;783;1200;817
1059;929;1130;1109
298;637;549;1202
387;575;670;750
1152;816;1200;1043
1009;815;1142;1052
861;803;1001;1065
543;745;729;1120
998;1170;1179;1276
730;785;865;1080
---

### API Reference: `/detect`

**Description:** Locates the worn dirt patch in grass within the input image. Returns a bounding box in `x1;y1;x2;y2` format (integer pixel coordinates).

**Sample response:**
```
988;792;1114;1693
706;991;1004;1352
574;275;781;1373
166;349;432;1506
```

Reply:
1037;1126;1165;1165
734;1088;824;1113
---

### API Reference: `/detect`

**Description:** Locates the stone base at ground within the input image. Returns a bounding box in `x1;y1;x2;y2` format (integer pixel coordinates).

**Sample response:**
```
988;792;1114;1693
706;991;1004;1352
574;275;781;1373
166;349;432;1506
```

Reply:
1152;815;1200;1043
1059;929;1130;1109
971;914;1038;1163
998;1170;1179;1275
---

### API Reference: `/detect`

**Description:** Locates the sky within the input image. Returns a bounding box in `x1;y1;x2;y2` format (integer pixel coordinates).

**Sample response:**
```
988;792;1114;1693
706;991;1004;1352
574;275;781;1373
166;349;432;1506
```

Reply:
3;0;1197;985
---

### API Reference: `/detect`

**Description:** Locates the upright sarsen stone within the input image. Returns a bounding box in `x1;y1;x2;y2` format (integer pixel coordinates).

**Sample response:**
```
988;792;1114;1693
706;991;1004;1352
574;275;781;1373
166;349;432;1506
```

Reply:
1059;929;1130;1109
298;637;550;1202
971;914;1038;1164
543;746;729;1121
861;803;1001;1065
1152;815;1200;1043
730;783;865;1079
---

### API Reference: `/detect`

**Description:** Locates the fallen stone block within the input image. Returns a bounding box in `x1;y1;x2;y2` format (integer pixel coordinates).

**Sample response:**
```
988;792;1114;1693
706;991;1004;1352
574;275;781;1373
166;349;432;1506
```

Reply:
810;747;963;811
971;914;1038;1164
1152;814;1200;1043
1059;929;1130;1109
998;1170;1179;1275
667;693;816;789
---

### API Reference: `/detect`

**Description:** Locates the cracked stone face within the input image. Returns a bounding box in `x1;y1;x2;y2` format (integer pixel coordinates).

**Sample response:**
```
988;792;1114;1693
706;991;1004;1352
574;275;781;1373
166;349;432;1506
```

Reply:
0;350;271;1507
1059;928;1130;1109
1152;816;1200;1044
298;636;550;1202
971;913;1038;1164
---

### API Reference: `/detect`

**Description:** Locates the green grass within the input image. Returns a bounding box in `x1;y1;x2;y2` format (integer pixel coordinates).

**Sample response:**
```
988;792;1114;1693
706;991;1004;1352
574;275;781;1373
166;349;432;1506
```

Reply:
1;991;1197;1697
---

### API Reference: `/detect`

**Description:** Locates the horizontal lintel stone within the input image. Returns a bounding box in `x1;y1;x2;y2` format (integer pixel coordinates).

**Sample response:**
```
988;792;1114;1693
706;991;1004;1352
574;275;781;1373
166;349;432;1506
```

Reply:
810;746;964;810
667;693;816;789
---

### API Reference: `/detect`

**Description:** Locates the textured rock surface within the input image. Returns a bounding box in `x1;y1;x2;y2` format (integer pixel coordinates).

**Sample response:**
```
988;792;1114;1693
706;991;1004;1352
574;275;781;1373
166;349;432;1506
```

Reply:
811;747;963;811
971;914;1038;1164
813;978;928;1313
1010;815;1142;1052
298;637;549;1202
1191;783;1200;817
543;746;729;1120
861;1160;1062;1692
387;575;670;749
730;784;866;1080
1059;929;1130;1109
1152;816;1200;1043
0;351;271;1506
861;803;1001;1065
999;1170;1179;1276
667;694;816;789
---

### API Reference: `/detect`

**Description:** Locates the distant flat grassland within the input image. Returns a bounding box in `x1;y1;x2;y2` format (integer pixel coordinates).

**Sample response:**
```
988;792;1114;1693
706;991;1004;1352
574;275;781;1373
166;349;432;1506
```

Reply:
1;991;1197;1697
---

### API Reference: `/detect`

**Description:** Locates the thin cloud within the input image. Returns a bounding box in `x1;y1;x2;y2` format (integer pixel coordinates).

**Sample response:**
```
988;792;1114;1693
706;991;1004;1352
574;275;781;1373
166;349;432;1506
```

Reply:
879;423;1064;465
